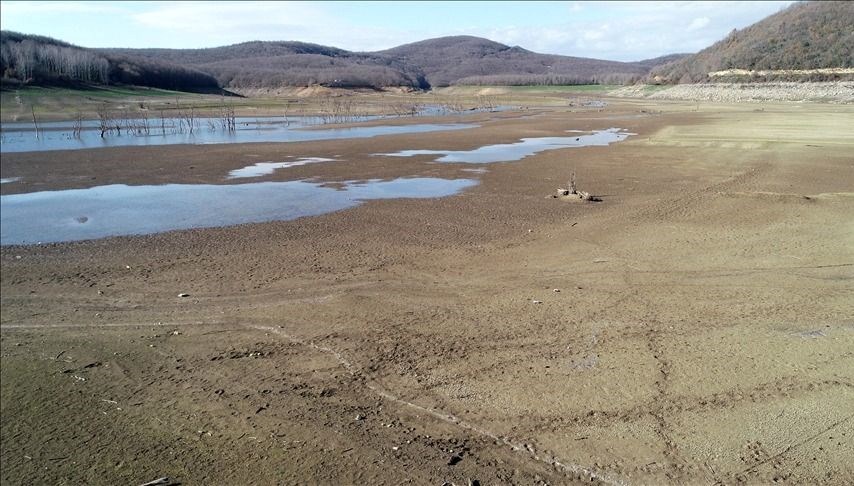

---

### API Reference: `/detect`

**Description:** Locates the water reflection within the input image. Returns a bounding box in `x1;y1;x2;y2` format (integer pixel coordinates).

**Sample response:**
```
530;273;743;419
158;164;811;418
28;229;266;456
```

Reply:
1;177;478;245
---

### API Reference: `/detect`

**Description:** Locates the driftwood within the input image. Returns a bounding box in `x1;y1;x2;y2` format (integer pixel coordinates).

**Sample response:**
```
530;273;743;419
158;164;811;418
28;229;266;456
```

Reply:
555;188;594;200
554;170;598;201
568;171;577;194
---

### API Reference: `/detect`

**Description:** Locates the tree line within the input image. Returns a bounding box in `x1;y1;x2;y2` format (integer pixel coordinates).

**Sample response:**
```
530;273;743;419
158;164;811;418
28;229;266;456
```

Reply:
1;33;108;84
1;31;219;91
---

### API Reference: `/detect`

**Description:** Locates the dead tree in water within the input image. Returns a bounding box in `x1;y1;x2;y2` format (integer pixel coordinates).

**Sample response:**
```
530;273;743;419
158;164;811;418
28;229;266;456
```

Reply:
175;98;196;134
97;105;111;138
31;106;40;140
71;111;83;138
220;104;236;132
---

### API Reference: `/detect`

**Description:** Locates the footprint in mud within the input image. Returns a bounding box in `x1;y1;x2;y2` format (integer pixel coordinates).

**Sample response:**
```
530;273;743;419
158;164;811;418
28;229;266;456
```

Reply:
740;440;770;465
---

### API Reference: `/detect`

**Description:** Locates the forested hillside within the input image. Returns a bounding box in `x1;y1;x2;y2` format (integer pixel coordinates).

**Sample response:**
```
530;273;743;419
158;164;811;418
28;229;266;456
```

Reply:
1;31;220;91
101;41;428;89
651;1;854;83
2;31;684;91
376;36;674;86
105;36;681;90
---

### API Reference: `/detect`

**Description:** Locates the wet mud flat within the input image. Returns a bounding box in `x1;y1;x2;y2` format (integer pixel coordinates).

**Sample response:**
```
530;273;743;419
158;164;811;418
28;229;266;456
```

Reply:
1;101;853;485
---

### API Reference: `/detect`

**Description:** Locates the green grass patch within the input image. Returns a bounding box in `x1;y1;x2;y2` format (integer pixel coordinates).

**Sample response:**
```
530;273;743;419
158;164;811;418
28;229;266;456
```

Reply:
503;84;620;94
2;85;201;101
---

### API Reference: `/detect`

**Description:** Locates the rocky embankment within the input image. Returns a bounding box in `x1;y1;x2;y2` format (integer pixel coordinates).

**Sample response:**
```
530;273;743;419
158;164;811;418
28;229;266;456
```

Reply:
610;82;854;103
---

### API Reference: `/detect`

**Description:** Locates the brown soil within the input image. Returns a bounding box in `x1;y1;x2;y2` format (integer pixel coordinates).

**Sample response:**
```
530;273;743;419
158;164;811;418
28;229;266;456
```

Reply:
2;100;853;485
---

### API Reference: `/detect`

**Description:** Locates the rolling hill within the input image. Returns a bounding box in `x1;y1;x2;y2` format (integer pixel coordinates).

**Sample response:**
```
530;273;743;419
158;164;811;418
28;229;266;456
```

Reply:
375;36;672;87
2;31;684;91
651;1;854;83
104;36;683;90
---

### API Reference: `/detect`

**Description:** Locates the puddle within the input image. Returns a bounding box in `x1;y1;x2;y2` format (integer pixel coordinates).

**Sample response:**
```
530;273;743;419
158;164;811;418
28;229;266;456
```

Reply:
0;177;21;184
0;178;478;245
0;117;477;153
374;128;631;164
228;157;336;179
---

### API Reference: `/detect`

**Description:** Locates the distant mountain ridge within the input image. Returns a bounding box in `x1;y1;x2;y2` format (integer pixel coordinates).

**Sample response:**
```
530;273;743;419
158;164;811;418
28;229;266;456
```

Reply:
651;1;854;83
1;30;684;91
102;35;683;90
375;36;681;87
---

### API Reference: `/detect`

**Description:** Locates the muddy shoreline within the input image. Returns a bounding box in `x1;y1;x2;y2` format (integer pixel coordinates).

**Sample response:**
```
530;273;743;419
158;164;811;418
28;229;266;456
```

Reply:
2;100;852;484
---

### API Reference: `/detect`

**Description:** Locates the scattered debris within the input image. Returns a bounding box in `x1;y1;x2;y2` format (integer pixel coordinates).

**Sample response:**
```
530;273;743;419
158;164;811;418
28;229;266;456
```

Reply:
355;414;365;421
138;477;171;486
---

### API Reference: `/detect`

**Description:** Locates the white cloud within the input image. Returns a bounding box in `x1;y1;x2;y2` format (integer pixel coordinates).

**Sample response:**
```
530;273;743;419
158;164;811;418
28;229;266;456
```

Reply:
461;1;795;61
687;16;711;31
132;1;334;37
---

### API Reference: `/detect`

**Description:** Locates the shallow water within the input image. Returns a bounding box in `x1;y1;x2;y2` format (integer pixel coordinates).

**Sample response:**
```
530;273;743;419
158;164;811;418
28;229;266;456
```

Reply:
374;128;632;163
0;116;477;153
0;178;478;245
227;157;336;179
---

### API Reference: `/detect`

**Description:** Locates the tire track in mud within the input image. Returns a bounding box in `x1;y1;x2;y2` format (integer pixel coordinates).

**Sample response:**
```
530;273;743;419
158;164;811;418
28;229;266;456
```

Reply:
249;323;629;486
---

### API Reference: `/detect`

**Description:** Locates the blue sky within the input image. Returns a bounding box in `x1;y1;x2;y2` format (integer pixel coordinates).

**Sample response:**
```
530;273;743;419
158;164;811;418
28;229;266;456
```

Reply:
1;1;794;61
